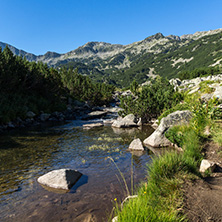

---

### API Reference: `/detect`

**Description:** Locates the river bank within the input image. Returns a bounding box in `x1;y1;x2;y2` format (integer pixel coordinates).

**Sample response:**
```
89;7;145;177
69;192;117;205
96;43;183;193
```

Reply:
112;108;222;221
0;100;121;133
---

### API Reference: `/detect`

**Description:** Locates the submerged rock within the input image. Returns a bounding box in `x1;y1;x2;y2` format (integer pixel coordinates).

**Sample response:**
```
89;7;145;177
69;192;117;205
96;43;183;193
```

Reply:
82;111;108;120
144;110;192;147
83;122;104;129
37;169;82;190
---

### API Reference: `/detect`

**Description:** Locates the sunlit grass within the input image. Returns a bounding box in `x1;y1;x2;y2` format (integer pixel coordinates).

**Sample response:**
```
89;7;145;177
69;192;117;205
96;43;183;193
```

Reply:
114;126;202;221
212;123;222;146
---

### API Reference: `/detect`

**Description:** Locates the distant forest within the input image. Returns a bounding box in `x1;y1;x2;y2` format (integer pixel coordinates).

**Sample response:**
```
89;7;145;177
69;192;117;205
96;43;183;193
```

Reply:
0;46;115;124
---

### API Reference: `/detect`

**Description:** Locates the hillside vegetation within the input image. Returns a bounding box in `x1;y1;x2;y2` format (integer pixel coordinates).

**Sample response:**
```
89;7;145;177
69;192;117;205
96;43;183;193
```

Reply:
1;29;222;88
0;46;114;124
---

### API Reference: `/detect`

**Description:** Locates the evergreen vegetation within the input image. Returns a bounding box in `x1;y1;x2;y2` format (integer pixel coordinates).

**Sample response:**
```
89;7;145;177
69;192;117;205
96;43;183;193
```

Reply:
58;32;222;88
178;66;221;80
0;46;115;124
117;32;222;86
119;77;183;122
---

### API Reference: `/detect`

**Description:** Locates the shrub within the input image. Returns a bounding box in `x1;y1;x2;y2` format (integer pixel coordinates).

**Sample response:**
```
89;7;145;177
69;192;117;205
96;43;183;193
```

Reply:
119;77;183;122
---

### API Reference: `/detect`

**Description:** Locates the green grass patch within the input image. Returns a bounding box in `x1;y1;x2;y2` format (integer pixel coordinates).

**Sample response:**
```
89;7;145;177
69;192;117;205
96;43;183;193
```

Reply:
199;81;215;94
212;122;222;146
114;126;202;221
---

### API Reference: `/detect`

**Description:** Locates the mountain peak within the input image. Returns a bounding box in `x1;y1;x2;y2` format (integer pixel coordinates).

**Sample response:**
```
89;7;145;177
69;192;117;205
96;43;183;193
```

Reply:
144;32;164;42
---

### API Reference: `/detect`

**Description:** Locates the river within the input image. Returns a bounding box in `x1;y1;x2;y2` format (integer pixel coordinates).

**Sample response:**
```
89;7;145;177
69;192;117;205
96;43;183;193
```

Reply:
0;119;154;222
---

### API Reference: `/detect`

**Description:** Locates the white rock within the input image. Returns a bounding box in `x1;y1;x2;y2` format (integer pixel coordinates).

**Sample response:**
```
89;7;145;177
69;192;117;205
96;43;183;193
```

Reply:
144;110;192;147
112;114;138;128
129;138;144;151
213;85;222;100
143;130;172;147
188;87;200;95
103;119;114;125
37;169;82;190
151;121;159;129
137;118;142;126
199;159;216;173
201;93;213;102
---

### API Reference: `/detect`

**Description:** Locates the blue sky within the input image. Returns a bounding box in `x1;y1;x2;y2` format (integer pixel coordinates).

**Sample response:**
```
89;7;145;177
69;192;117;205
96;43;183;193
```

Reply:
1;0;221;55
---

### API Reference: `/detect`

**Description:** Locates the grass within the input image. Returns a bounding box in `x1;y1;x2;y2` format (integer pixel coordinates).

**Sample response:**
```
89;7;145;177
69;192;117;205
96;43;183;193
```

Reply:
108;157;131;197
89;134;123;151
88;144;120;152
199;81;215;94
211;122;222;158
112;96;221;221
212;122;222;146
96;134;123;142
113;126;203;222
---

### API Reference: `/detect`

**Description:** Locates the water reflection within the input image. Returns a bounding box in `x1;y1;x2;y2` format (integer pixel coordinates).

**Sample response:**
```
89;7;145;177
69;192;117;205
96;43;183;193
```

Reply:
0;121;154;221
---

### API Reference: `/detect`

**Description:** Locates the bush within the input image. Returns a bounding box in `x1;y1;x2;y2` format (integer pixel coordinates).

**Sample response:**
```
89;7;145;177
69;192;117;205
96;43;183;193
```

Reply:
119;77;183;122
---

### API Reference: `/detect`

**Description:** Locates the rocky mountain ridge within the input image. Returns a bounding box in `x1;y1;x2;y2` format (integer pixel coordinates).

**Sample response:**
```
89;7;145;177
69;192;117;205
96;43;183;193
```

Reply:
1;28;222;87
1;29;221;64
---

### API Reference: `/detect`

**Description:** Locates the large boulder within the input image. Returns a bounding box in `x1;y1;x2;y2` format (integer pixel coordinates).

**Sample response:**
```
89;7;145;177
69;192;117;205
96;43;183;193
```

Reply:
143;110;192;147
37;169;82;190
112;114;139;128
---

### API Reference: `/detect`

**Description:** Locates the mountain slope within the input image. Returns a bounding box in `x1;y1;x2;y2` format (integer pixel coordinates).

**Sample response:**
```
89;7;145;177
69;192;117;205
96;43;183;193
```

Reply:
1;28;222;87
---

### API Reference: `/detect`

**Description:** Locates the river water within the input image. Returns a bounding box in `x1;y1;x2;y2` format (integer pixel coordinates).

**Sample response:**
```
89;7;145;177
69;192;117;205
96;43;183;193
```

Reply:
0;119;154;222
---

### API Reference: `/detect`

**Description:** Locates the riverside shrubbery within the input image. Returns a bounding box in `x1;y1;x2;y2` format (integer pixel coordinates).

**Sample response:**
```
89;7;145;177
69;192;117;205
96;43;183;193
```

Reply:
119;77;183;122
